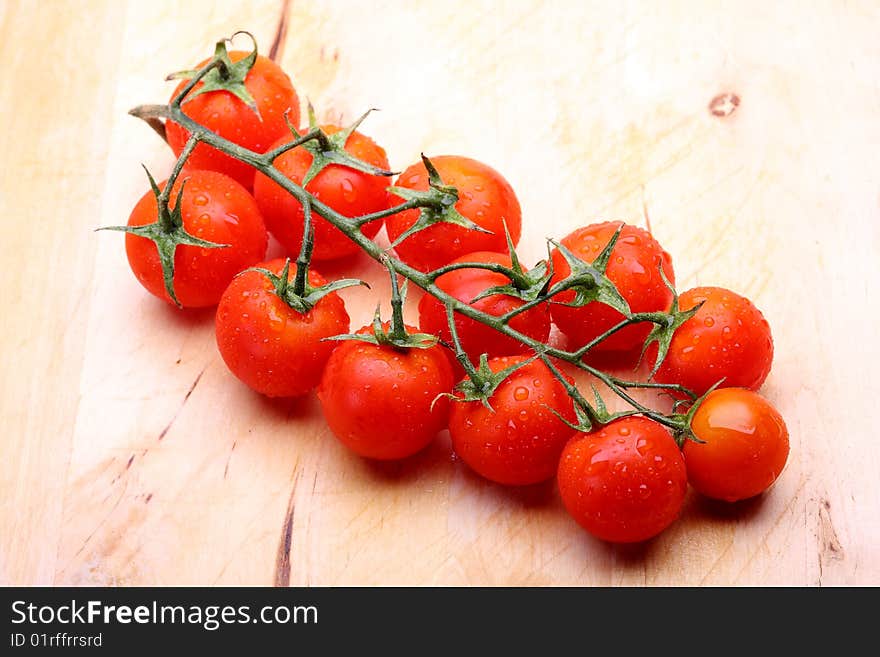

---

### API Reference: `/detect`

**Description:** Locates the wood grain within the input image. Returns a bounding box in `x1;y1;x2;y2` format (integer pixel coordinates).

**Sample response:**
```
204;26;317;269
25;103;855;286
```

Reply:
1;0;878;586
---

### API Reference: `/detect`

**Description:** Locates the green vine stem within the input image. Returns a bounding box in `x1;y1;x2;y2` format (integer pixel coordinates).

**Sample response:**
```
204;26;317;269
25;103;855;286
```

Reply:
125;45;702;433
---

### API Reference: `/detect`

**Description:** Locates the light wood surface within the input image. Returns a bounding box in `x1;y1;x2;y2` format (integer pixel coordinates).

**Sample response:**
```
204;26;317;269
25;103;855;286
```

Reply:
1;0;878;586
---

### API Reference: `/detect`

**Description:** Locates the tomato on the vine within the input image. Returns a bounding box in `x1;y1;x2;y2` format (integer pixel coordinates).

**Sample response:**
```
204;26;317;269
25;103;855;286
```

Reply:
125;170;267;308
166;50;300;190
386;155;522;271
318;323;455;460
448;356;576;486
685;388;789;502
557;416;687;543
215;259;350;397
653;286;773;396
253;125;391;261
418;251;551;362
550;221;674;355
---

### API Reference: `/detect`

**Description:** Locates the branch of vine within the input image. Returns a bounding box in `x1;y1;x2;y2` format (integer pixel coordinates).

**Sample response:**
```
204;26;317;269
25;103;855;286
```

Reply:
126;55;698;429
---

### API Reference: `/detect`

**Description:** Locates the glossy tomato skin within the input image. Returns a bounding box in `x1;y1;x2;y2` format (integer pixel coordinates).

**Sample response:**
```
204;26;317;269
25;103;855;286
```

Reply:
166;51;300;190
685;388;789;502
557;417;687;543
125;170;268;308
317;323;455;460
386;156;522;271
549;222;674;353
253;126;389;261
654;287;773;396
418;251;551;362
448;356;576;486
215;259;349;397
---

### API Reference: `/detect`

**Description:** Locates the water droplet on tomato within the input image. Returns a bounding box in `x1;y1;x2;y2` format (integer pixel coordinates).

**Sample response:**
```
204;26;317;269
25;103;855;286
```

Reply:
193;194;208;206
618;425;631;436
340;178;356;202
513;386;529;401
704;316;715;327
638;484;651;499
635;437;652;456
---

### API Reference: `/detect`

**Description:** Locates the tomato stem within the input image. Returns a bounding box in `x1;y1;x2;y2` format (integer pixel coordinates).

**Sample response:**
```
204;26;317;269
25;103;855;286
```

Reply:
119;44;702;432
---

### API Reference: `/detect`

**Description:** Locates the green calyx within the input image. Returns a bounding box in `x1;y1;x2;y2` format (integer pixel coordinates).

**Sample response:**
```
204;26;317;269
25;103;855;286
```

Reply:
388;154;491;248
667;379;725;447
245;258;366;315
639;265;704;378
469;221;553;304
548;223;631;317
325;259;438;350
97;165;227;307
168;31;261;118
289;104;396;186
540;357;638;433
450;352;540;412
440;300;539;411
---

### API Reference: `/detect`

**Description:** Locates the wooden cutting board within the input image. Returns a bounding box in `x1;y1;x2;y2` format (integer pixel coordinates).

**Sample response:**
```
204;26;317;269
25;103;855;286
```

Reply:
2;0;878;586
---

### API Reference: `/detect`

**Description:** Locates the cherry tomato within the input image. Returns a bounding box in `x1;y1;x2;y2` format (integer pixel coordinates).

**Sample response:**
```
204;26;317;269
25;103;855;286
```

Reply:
253;126;390;261
166;51;300;190
653;286;773;396
549;222;674;354
448;356;576;486
125;170;267;308
418;251;551;362
215;259;350;397
318;323;455;460
386;155;522;271
685;388;789;502
557;416;687;543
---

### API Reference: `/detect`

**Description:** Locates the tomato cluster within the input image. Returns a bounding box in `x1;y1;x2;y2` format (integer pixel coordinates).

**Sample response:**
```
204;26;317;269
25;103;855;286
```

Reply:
111;35;791;546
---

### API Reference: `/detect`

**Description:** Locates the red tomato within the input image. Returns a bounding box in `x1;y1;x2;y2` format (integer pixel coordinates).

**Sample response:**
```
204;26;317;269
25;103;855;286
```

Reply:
215;259;350;397
653;286;773;396
253;126;390;261
317;323;455;460
448;356;576;486
685;388;789;502
166;51;300;190
557;416;687;543
549;222;674;354
125;170;267;308
418;251;551;362
386;156;522;271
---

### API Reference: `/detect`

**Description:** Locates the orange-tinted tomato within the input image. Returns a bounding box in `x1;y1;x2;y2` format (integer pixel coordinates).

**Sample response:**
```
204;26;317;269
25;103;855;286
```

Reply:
685;388;789;502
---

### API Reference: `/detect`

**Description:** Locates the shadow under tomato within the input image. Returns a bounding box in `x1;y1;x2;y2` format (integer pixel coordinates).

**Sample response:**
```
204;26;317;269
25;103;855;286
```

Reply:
451;459;559;510
252;389;322;421
681;489;768;523
355;431;454;484
154;299;217;327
